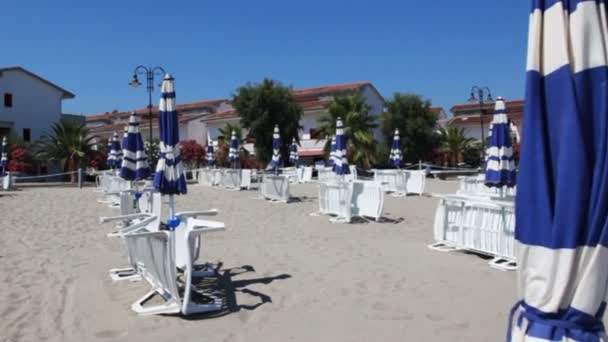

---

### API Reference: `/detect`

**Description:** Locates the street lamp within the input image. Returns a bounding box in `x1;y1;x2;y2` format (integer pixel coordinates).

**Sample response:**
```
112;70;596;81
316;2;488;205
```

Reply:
129;65;166;145
468;86;493;166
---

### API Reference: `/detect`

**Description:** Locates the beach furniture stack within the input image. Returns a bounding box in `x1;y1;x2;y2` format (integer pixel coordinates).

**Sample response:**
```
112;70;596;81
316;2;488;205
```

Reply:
313;117;384;223
96;74;228;316
429;98;517;271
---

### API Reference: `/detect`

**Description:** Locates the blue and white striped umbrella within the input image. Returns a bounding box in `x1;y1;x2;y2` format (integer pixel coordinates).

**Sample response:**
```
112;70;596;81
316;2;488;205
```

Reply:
485;97;515;188
389;128;402;168
153;74;187;196
1;136;8;167
289;138;299;165
120;112;150;180
328;135;337;167
206;135;215;166
508;2;608;341
333;117;350;175
228;130;239;167
1;136;8;175
108;131;122;169
270;125;281;170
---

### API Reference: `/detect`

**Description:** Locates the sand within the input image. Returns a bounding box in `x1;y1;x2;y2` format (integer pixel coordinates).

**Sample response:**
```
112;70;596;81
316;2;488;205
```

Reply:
0;179;517;342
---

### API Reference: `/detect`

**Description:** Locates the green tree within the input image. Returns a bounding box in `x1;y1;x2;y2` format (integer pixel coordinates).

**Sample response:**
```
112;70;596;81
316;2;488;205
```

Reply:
232;79;302;165
36;119;96;182
218;123;244;145
316;95;378;168
382;93;439;164
437;127;475;166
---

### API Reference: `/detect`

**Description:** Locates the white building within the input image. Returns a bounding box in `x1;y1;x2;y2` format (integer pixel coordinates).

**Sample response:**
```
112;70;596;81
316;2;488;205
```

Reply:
0;66;75;142
86;81;386;164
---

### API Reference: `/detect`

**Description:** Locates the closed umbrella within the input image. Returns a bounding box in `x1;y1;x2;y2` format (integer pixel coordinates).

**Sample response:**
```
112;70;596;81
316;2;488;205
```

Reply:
108;131;123;169
507;1;608;340
270;125;281;172
228;130;239;168
328;135;337;167
1;136;8;176
389;128;402;169
120;112;150;181
485;97;515;188
206;135;215;167
333;117;350;176
289;138;299;165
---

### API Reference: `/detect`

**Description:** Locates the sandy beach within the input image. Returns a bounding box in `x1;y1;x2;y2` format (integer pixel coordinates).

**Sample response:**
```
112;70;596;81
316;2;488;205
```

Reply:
0;179;517;342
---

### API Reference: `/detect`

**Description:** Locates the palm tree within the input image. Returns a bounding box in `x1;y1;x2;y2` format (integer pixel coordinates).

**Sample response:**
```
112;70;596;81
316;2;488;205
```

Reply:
36;119;96;182
217;123;249;167
437;127;474;166
316;95;378;168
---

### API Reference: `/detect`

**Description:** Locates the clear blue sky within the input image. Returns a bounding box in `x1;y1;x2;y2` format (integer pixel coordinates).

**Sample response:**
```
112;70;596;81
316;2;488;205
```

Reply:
1;0;530;116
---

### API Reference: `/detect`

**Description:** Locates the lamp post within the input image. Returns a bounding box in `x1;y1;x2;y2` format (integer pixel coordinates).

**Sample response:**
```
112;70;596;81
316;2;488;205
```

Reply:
468;86;493;167
129;66;166;145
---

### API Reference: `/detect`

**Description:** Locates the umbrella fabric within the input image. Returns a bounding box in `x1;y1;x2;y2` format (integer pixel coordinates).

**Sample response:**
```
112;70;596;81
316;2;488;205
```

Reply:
120;112;150;180
206;135;215;166
1;136;8;168
333;117;350;175
485;97;516;188
328;136;337;167
228;130;239;166
389;128;402;168
508;2;608;341
153;74;187;195
270;125;281;170
289;138;299;164
108;131;123;169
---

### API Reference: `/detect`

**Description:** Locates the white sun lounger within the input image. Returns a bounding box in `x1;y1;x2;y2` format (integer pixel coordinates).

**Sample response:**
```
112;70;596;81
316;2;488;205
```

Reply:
428;194;517;271
261;175;290;203
124;218;225;316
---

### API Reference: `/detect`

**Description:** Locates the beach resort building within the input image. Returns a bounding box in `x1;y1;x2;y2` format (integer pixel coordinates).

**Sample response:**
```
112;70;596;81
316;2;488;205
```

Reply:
85;82;386;163
443;99;524;141
0;66;76;143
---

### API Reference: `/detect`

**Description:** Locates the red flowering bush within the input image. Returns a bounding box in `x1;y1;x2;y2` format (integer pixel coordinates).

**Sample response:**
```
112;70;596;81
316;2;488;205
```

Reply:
88;150;108;170
7;144;33;173
180;140;205;169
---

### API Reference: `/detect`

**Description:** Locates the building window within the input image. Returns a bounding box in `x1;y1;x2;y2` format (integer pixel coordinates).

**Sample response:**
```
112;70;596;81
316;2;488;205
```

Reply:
4;93;12;108
23;128;31;142
309;128;320;140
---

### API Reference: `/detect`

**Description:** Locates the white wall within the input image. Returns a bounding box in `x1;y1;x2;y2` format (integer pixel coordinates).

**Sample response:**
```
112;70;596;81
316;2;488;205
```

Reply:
360;84;385;142
0;69;66;142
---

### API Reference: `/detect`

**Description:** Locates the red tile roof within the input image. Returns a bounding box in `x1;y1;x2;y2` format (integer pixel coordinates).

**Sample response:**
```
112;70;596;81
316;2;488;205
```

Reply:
86;98;227;121
446;112;523;126
298;149;324;157
450;100;524;113
204;109;238;122
291;82;370;95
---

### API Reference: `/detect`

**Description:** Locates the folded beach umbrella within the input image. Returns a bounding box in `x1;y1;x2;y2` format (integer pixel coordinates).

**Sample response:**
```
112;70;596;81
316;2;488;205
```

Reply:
108;131;123;169
120;112;150;180
270;125;281;170
228;130;239;168
1;136;8;176
328;135;337;167
206;135;215;166
289;137;299;165
333;117;350;176
154;73;187;200
507;1;608;341
389;128;402;168
485;97;515;188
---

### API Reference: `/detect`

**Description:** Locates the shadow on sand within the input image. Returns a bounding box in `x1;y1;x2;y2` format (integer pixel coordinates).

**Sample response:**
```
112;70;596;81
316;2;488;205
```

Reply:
182;265;291;320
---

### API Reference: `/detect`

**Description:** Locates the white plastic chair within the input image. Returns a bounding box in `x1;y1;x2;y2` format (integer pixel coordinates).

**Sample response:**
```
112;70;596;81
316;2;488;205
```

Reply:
262;175;290;202
125;218;225;316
